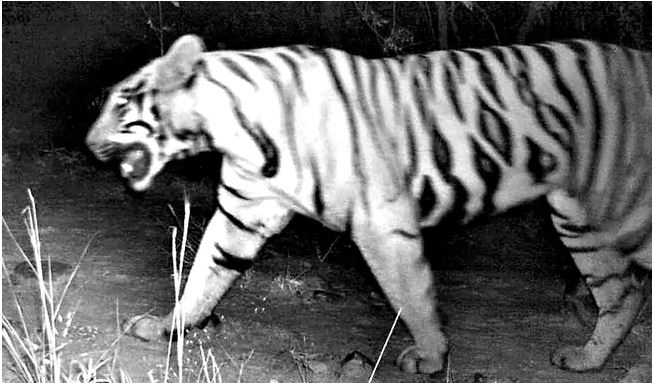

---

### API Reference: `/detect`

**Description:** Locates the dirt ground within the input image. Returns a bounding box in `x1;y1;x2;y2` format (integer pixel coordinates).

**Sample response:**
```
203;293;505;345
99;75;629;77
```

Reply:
2;146;651;383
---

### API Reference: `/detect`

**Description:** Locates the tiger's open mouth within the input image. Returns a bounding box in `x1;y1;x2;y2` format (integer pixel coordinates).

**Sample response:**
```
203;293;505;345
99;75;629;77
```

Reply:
119;143;151;182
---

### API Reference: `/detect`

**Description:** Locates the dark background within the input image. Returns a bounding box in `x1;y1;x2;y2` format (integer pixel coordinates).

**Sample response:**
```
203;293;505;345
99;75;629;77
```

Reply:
2;2;651;158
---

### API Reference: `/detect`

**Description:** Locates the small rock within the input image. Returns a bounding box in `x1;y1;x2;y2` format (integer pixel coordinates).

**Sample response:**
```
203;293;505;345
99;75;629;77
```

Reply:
339;351;373;378
308;360;331;374
618;363;652;383
12;260;72;285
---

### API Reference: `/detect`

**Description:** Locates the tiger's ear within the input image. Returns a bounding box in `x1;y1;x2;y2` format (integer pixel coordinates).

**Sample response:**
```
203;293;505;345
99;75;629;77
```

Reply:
155;35;206;89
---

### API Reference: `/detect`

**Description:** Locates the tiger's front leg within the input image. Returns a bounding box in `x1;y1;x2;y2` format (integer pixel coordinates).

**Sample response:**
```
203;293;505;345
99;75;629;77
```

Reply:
125;194;292;341
352;200;447;374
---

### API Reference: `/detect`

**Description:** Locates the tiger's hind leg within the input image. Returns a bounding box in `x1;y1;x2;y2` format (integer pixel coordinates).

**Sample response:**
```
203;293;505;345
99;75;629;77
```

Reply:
547;191;649;371
351;198;447;375
552;248;645;371
562;263;598;328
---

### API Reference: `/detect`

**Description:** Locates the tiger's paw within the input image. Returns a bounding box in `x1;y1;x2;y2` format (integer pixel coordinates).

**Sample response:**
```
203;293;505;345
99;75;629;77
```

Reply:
122;314;168;342
550;345;603;372
396;345;446;375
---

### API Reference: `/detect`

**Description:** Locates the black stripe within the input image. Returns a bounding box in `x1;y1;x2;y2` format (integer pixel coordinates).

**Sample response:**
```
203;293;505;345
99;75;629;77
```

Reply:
220;57;258;89
213;243;254;273
430;120;451;173
514;49;568;150
379;59;399;105
405;113;418;179
615;219;651;254
593;43;622;221
606;65;629;220
232;94;280;177
533;104;567;150
250;122;280;178
543;104;573;150
150;99;161;121
134;92;145;114
515;69;535;107
222;184;251;200
369;60;385;136
478;93;513;165
123;79;145;94
439;179;469;225
390;56;406;66
417;54;435;95
444;64;464;122
449;51;462;76
471;136;500;215
488;46;511;73
419;176;437;219
548;205;569;220
201;71;280;178
286;45;309;58
239;53;276;73
545;104;578;192
597;305;625;318
309;155;325;217
239;53;296;180
464;50;504;108
277;51;306;99
281;88;302;190
557;232;582;239
413;72;430;127
585;272;629;289
509;45;529;71
351;55;375;134
361;60;397;197
391;229;421;240
623;163;650;215
429;118;469;224
216;199;258;234
559;222;593;234
533;44;581;122
567;41;603;195
525;137;557;183
320;50;368;210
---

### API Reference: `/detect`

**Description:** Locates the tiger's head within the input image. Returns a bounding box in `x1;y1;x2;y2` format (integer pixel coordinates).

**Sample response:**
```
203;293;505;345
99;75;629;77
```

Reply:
86;35;211;192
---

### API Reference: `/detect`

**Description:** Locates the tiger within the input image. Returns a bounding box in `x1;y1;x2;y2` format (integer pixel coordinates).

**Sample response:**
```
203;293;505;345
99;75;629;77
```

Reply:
86;35;651;375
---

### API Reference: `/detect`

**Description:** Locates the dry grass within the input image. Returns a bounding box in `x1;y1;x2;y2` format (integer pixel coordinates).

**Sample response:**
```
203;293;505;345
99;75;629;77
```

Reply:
149;195;231;383
1;190;128;383
167;203;207;267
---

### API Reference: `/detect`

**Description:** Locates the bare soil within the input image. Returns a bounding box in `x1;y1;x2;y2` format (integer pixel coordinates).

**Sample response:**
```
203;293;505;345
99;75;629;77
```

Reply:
2;150;650;383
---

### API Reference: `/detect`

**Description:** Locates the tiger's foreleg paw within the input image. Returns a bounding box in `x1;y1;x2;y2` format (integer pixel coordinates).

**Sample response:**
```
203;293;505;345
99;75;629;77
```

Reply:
396;345;446;374
122;314;168;342
550;345;603;372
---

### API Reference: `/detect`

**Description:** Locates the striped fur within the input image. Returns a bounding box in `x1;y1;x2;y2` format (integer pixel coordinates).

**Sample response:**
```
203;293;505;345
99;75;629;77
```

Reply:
87;35;651;374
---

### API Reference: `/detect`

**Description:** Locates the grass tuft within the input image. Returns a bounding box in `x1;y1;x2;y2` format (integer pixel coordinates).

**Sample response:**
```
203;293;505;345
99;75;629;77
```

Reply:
1;189;127;383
